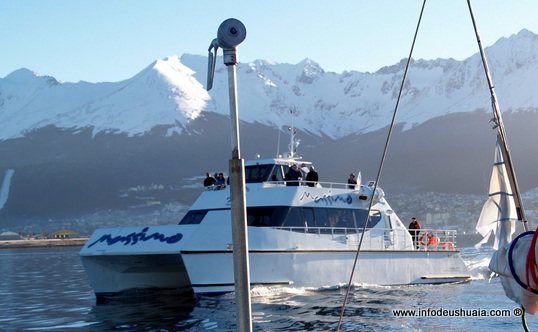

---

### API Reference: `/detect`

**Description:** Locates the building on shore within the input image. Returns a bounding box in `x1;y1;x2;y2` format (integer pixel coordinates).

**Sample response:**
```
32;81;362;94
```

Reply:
51;230;78;239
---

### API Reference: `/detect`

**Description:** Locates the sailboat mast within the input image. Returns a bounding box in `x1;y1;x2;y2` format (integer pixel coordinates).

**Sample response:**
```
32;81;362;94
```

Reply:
467;0;528;231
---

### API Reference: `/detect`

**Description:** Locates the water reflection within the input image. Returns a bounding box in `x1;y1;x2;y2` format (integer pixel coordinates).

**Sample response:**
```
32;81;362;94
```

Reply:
2;246;538;331
87;294;197;331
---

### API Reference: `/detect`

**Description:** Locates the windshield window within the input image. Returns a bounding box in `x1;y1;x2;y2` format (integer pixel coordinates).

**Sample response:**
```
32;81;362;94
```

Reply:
245;164;273;183
179;206;382;230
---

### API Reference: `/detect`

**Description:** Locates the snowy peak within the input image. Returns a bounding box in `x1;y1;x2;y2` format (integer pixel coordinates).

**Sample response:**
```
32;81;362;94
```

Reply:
1;68;60;104
376;58;411;75
5;68;58;85
485;29;538;75
1;29;538;140
84;55;211;136
297;58;324;84
0;56;211;139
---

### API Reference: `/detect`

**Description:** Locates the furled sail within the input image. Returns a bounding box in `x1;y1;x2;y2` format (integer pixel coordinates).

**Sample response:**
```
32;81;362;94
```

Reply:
475;138;517;249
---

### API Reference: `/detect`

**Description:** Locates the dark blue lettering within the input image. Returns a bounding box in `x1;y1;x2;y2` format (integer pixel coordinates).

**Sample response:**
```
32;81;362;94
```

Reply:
124;233;135;245
87;227;183;248
299;191;353;206
166;233;183;243
144;232;167;242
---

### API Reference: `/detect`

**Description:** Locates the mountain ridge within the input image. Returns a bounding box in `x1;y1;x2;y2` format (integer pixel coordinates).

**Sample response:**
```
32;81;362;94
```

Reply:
2;29;538;141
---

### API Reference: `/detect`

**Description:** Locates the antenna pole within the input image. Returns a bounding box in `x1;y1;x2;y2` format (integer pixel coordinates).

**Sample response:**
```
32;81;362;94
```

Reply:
289;109;294;158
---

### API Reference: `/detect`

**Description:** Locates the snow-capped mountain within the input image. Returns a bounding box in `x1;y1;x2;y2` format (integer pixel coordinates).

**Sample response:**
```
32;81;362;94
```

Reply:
2;29;538;141
1;29;538;227
0;57;211;139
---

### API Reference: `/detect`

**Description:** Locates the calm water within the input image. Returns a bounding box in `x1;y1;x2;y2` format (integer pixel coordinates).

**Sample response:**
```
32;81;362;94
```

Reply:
1;246;537;331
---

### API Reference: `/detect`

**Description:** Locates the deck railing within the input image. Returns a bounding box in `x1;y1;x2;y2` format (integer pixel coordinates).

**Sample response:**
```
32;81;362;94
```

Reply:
406;228;458;251
206;180;355;190
272;226;458;251
262;180;360;190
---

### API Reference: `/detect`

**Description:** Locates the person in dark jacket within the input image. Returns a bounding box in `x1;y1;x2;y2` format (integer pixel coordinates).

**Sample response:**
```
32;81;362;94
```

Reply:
286;165;302;186
306;166;318;187
215;172;226;189
347;173;357;189
203;172;216;187
408;217;422;249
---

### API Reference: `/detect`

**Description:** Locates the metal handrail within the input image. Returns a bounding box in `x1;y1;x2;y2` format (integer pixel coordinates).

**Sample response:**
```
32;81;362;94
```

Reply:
263;180;359;190
271;226;459;251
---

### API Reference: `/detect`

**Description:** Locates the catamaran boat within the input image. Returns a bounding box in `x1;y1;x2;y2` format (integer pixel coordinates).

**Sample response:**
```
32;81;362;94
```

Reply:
80;150;471;300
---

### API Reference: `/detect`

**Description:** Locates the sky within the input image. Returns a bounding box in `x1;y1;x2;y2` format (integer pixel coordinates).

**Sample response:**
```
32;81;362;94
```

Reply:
2;0;538;83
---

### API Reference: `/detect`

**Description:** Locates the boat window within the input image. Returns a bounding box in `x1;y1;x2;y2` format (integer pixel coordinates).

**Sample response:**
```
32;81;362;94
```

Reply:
281;207;304;228
180;206;383;229
278;207;378;230
354;209;381;229
315;208;329;228
246;206;288;227
328;209;356;228
269;165;284;181
303;208;316;228
245;164;275;183
178;210;208;225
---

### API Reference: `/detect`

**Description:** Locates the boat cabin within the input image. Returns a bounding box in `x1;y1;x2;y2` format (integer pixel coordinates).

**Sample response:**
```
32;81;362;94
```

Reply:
181;157;386;234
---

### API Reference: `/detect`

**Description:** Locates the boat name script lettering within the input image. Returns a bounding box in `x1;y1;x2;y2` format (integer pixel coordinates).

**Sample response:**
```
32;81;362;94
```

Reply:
299;191;353;206
87;227;183;248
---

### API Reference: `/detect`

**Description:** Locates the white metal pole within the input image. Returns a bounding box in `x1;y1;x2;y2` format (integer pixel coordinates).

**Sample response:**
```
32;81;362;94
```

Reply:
225;56;252;332
213;19;252;332
205;19;251;331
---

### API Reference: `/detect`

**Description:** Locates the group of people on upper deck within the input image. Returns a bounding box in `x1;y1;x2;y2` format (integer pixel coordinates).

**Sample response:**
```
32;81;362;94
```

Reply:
203;172;227;189
285;165;319;187
203;165;362;190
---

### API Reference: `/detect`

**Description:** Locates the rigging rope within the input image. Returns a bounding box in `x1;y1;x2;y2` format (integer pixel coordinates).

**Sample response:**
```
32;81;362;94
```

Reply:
335;0;428;330
522;305;530;332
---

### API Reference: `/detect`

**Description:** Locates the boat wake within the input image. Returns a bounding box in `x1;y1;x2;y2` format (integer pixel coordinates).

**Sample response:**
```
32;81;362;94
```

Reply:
460;246;496;280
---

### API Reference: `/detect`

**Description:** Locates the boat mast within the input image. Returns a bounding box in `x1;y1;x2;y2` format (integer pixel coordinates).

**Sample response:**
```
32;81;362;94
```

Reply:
467;0;528;232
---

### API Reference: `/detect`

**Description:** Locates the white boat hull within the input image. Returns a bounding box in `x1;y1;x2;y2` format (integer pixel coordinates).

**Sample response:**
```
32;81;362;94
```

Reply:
182;249;469;294
80;225;198;299
80;222;470;298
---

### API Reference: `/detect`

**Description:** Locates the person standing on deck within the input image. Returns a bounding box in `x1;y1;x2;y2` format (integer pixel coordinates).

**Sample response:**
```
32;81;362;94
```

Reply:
347;173;357;189
408;217;421;249
286;165;302;186
306;166;318;187
215;173;226;189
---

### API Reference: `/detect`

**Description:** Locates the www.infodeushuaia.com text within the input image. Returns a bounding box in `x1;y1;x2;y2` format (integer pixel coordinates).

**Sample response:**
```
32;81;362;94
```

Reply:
392;307;523;317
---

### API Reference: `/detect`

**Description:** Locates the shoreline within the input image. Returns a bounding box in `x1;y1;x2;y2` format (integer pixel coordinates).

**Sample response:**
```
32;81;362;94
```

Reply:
0;238;89;249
